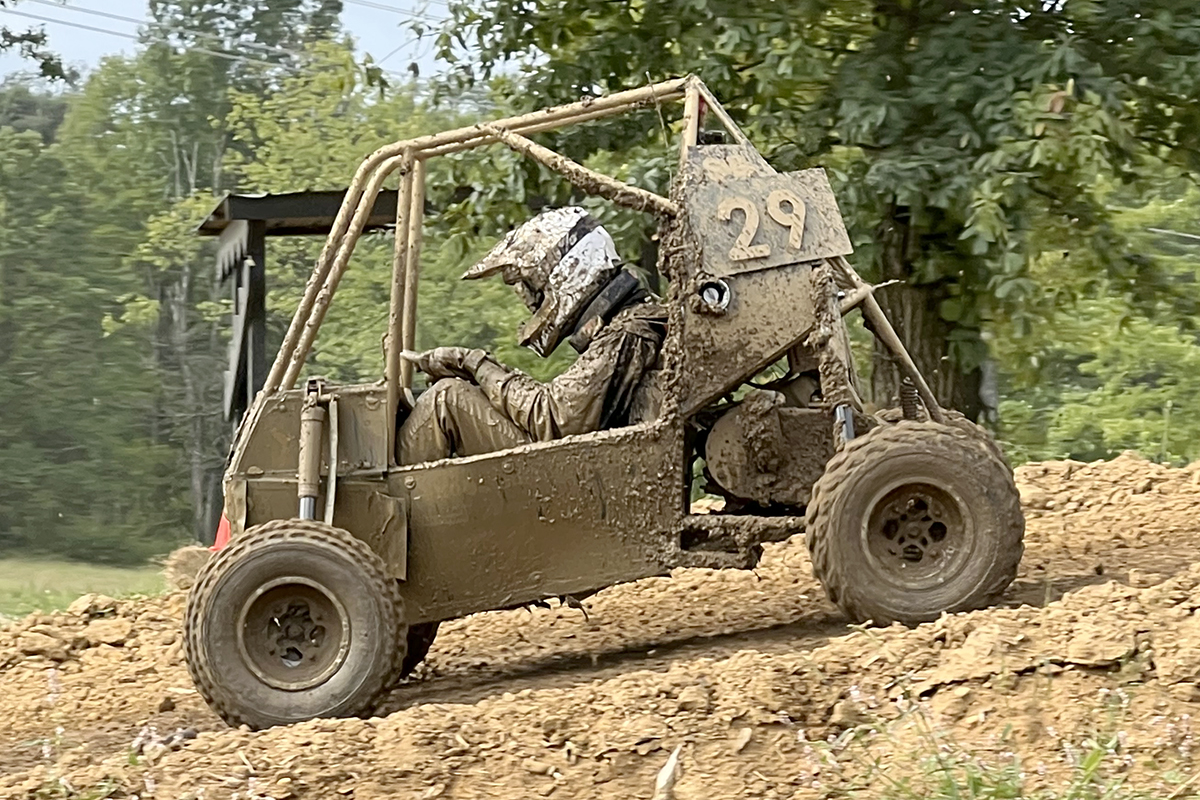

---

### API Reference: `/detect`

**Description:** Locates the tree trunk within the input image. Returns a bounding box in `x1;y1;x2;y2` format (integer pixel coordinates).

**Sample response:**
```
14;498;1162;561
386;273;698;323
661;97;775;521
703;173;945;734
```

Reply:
869;206;983;420
165;263;207;541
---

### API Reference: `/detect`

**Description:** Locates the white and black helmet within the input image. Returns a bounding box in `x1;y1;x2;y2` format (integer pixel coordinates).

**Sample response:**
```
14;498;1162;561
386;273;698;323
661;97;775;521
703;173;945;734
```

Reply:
462;207;622;357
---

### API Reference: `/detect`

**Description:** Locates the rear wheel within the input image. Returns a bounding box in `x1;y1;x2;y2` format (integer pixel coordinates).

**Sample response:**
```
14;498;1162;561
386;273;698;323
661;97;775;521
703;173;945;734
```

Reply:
806;421;1023;625
875;406;1007;465
185;519;406;729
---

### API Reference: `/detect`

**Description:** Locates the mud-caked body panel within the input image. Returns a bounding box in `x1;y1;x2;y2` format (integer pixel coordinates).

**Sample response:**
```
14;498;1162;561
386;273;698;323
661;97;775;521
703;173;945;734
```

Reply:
389;419;686;623
669;146;854;415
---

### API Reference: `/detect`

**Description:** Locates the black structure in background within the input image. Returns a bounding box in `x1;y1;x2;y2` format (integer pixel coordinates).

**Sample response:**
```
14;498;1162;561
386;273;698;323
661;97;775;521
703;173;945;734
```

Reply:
198;190;399;425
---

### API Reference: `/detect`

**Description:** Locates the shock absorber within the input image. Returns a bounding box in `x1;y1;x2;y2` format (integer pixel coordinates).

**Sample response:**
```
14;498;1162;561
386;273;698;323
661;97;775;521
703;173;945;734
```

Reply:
900;377;922;421
297;386;326;520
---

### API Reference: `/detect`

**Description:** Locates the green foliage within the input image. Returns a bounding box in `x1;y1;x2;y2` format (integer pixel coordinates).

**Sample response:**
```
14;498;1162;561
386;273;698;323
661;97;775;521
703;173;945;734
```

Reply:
9;0;1200;566
0;1;68;80
994;179;1200;465
438;0;1200;412
0;127;188;564
0;1;362;559
222;45;583;383
0;76;65;143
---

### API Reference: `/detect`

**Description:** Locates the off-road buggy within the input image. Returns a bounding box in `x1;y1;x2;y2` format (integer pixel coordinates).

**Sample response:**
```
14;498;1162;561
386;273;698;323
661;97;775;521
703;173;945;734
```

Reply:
185;76;1024;729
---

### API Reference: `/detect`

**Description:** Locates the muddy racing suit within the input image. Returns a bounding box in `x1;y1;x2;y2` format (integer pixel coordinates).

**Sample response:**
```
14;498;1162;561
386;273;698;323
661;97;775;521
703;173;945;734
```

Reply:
397;300;666;465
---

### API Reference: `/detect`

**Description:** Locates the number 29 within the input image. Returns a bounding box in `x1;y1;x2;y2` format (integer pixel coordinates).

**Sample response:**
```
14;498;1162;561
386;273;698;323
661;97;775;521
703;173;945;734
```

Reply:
717;189;807;262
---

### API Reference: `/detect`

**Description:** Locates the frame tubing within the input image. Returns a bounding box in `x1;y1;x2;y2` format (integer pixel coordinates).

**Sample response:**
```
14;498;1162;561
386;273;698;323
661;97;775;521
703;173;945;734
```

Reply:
385;151;416;456
400;159;427;388
265;78;691;397
680;81;702;170
484;125;678;217
694;82;751;145
831;256;945;423
281;158;402;390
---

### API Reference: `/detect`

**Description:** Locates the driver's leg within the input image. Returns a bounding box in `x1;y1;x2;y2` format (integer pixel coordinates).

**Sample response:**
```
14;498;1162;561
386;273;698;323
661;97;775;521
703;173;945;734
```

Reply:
397;378;532;465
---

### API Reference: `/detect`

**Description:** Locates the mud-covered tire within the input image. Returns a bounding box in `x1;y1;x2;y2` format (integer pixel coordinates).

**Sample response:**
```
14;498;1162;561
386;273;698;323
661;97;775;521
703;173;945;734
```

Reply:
184;519;406;730
806;421;1023;625
875;406;1007;465
399;622;440;678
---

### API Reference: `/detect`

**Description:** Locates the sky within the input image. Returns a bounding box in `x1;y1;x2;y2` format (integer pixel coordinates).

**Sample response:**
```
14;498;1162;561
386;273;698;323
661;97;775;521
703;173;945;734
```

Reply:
0;0;450;81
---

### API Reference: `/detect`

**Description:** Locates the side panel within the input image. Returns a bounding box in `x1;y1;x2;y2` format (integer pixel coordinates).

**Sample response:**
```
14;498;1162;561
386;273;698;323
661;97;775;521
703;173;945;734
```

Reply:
392;421;686;623
226;382;391;535
679;261;819;415
242;477;402;577
231;383;389;479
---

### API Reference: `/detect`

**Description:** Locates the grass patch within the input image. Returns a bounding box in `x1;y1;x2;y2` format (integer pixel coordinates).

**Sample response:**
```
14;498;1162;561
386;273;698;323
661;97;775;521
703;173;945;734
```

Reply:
0;558;165;618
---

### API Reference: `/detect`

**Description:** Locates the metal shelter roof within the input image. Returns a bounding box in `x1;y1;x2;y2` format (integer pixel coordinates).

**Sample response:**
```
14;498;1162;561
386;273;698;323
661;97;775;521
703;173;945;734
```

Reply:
197;189;400;237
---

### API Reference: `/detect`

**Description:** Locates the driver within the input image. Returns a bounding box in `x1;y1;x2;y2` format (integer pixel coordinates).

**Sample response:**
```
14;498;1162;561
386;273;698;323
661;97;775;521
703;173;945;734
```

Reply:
397;206;668;465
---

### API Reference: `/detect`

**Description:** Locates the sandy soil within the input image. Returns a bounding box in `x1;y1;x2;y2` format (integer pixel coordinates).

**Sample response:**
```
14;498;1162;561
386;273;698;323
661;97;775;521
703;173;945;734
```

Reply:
5;452;1200;798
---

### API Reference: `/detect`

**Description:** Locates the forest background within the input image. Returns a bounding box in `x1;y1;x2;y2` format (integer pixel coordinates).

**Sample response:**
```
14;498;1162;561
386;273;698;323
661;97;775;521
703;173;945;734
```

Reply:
2;0;1200;565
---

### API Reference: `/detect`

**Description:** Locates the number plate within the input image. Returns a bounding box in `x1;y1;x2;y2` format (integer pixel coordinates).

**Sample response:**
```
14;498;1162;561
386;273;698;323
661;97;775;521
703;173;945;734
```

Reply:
688;169;853;278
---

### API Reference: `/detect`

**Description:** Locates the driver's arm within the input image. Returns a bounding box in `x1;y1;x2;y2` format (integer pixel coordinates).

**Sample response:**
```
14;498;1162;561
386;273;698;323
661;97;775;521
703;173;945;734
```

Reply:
467;322;658;441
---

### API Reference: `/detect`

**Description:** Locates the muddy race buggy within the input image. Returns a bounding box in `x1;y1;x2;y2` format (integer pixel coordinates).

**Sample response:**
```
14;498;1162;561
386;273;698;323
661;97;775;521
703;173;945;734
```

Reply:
184;76;1024;729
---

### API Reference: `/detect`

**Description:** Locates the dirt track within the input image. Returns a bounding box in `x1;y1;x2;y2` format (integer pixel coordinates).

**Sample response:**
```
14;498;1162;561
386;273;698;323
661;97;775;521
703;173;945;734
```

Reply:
5;453;1200;798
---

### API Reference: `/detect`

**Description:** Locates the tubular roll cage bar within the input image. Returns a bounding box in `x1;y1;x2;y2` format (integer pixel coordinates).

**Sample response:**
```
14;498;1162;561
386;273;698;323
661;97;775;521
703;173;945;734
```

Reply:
254;75;941;470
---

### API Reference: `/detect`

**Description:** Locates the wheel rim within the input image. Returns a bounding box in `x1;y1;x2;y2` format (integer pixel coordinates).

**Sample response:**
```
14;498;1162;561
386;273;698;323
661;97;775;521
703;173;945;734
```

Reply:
862;481;973;591
237;576;351;691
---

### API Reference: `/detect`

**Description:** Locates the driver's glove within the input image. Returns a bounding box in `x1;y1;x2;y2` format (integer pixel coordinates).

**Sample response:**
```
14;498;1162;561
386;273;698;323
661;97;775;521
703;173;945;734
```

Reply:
404;346;478;381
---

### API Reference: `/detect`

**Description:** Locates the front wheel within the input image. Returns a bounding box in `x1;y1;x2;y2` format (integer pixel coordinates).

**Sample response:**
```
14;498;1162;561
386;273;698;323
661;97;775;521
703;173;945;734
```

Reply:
806;421;1023;625
184;519;406;730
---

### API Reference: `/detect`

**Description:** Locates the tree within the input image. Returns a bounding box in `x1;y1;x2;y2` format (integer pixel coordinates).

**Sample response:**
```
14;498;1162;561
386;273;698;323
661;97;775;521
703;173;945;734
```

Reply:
994;174;1200;464
0;128;186;564
0;0;66;79
51;1;353;543
0;76;66;142
438;0;1200;419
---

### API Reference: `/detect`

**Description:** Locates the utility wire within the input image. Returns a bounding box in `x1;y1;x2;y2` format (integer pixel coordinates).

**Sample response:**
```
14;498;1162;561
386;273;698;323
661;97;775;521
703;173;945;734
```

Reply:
0;7;299;71
1149;227;1200;244
25;0;303;60
343;0;445;23
373;33;423;65
3;5;415;81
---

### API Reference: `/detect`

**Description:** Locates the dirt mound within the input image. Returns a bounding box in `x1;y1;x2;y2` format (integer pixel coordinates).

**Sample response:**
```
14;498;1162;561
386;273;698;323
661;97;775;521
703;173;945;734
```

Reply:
3;453;1200;798
1016;452;1200;596
160;546;212;591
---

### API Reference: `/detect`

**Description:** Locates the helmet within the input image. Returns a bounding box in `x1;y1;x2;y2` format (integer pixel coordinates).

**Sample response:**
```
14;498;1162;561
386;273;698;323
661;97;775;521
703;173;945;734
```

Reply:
462;207;622;356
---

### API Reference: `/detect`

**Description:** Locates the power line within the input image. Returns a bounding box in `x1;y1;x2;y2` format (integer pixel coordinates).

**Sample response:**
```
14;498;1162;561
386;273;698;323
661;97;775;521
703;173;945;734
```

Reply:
373;32;426;65
0;7;297;71
2;5;414;81
342;0;446;23
1149;227;1200;244
25;0;301;60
